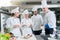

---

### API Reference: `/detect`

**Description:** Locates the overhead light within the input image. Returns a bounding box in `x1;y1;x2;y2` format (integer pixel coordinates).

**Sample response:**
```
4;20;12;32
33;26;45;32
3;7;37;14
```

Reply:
11;1;19;5
0;0;13;7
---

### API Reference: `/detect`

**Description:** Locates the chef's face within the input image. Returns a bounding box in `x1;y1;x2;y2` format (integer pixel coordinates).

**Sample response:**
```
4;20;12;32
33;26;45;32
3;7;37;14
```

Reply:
14;12;20;17
24;14;29;18
33;11;38;15
42;7;48;13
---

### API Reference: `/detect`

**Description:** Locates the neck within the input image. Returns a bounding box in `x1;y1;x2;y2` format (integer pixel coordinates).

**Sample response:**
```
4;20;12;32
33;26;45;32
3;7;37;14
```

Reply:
25;17;29;19
13;16;17;18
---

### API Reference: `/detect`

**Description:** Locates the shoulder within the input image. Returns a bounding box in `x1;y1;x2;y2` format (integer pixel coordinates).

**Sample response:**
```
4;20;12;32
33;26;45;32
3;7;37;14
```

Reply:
48;10;55;15
48;10;55;17
29;18;32;22
29;18;32;20
6;17;13;22
38;14;42;18
21;18;25;21
7;17;13;20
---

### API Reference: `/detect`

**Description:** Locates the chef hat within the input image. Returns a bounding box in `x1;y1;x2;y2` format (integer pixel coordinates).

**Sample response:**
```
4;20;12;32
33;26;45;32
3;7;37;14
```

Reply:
32;6;38;11
41;0;48;8
23;10;29;14
11;7;19;13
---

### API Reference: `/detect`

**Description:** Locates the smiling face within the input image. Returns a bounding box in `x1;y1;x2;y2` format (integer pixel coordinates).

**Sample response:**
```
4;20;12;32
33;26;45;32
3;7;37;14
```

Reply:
24;13;29;18
14;12;20;17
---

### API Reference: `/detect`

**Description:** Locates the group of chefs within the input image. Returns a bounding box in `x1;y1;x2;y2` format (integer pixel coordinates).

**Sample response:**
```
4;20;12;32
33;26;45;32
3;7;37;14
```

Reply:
5;0;56;40
6;5;56;40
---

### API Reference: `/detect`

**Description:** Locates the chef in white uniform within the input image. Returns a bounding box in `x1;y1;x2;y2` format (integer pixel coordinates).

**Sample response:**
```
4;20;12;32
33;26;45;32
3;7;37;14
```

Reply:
31;7;43;35
21;10;37;40
21;10;34;38
6;7;21;40
41;0;56;38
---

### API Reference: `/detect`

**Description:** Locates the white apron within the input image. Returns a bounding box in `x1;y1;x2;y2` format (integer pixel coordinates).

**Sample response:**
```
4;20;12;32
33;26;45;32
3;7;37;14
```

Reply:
6;17;21;37
21;18;37;40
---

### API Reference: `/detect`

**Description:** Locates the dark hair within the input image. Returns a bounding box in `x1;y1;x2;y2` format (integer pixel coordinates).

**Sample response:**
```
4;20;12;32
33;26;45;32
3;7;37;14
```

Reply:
11;13;15;16
9;32;14;37
9;32;13;35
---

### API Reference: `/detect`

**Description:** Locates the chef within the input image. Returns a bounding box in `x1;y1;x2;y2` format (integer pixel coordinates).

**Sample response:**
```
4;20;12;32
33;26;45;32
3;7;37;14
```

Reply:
41;0;56;38
21;10;34;38
6;7;21;40
31;7;43;35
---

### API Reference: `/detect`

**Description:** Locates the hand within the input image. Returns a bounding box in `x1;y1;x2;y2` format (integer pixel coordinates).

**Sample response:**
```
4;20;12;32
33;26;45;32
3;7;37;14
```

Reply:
30;24;32;27
41;26;45;30
13;24;19;28
22;24;27;27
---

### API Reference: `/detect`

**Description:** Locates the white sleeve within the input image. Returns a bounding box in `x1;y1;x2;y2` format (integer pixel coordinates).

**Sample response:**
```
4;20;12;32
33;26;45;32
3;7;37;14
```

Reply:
21;19;24;27
6;18;12;29
48;12;56;28
31;19;34;26
40;15;43;26
31;16;33;20
17;18;21;28
17;19;20;24
30;19;34;29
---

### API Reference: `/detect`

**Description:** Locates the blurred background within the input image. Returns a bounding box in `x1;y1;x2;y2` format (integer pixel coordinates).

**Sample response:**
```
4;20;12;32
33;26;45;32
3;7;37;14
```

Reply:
0;0;60;40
